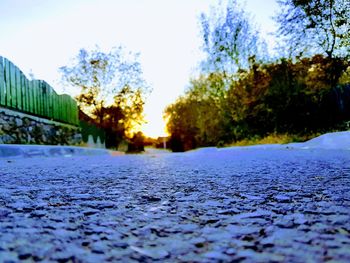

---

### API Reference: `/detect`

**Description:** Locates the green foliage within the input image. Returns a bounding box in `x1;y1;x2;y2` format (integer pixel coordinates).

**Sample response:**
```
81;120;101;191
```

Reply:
164;0;350;151
276;0;350;59
228;56;350;137
165;55;350;151
127;131;145;153
60;46;149;147
229;133;321;147
165;73;232;151
200;0;267;74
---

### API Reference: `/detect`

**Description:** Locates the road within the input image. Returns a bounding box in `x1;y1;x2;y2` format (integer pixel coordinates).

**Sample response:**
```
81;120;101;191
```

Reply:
1;148;350;262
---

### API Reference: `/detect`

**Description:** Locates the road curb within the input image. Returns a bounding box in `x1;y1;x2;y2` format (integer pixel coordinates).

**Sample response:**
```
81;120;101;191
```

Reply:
0;144;124;158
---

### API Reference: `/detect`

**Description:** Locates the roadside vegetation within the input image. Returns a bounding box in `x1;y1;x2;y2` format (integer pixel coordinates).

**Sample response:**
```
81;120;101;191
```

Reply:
229;133;322;147
60;46;150;150
165;0;350;152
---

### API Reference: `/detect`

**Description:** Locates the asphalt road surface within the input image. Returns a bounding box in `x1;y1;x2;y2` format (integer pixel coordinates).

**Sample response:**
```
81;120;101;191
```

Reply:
1;148;350;262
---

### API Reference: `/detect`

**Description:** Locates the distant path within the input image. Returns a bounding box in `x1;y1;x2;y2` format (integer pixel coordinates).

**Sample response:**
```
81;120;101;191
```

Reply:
1;149;350;262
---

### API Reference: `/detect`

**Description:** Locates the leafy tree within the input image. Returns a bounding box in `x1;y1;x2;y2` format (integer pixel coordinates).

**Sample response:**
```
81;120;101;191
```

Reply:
200;0;268;74
165;73;232;151
187;73;231;145
165;96;199;151
276;0;350;59
227;60;272;139
60;46;149;141
164;0;350;151
339;66;350;84
127;131;145;153
276;0;350;88
166;1;270;151
227;55;350;136
166;54;350;151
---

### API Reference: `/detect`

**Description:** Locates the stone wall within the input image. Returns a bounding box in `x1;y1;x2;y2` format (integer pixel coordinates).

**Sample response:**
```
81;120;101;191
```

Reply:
0;107;82;145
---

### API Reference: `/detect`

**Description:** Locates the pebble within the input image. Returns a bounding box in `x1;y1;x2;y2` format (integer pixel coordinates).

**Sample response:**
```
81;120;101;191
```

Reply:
203;250;231;260
91;241;107;254
274;194;291;203
130;246;170;260
50;251;74;262
0;149;349;262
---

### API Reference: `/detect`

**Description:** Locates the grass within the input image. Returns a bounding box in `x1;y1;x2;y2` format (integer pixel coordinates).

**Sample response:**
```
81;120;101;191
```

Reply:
227;133;322;147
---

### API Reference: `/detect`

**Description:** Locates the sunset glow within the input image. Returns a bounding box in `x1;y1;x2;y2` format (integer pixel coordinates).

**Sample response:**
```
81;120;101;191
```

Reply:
0;0;278;138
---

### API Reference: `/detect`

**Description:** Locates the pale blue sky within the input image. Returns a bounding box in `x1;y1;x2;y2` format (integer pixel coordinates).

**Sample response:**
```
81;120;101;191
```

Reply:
0;0;279;137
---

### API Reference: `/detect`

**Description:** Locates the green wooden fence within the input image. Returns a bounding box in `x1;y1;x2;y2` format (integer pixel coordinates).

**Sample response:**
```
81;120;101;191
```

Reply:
0;56;79;125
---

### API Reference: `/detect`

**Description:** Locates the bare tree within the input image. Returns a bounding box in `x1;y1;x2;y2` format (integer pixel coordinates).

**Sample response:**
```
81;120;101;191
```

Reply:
276;0;350;59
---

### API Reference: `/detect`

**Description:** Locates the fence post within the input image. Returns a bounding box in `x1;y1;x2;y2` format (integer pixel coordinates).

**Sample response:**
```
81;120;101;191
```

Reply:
21;72;26;111
24;77;30;112
41;81;47;117
15;66;22;110
4;59;11;107
0;57;5;106
10;62;17;108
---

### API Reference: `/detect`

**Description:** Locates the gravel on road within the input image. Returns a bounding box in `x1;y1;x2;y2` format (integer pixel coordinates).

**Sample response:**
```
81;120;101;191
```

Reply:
0;148;350;262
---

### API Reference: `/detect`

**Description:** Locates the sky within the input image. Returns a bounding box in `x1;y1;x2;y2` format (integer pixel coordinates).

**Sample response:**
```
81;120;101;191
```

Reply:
0;0;279;138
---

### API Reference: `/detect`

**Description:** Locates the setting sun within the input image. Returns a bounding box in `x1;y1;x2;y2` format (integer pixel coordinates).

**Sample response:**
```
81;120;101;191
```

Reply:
141;114;168;138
